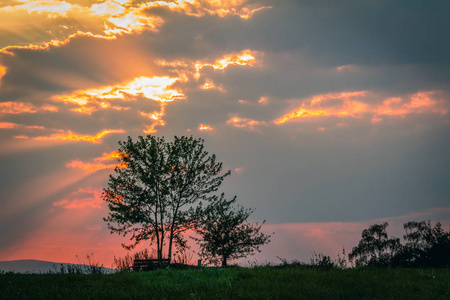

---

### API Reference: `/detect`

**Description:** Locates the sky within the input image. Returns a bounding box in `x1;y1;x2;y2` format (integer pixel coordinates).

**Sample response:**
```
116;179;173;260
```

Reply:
1;0;450;267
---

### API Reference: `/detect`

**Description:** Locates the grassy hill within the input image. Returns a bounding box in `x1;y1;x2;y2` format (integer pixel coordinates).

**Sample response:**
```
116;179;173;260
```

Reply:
1;266;449;299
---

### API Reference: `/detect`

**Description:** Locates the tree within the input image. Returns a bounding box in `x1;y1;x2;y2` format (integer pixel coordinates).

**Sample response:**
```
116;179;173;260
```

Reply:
103;135;230;262
348;222;401;267
400;220;450;267
193;194;271;266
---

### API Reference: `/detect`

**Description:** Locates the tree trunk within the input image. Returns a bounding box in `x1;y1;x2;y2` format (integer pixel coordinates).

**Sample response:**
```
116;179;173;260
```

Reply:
155;212;161;261
222;257;228;267
168;200;181;263
168;233;173;263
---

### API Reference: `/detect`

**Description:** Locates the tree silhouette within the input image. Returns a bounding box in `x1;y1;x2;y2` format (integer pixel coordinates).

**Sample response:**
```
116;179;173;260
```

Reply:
193;194;271;266
348;222;401;267
400;220;450;267
103;135;230;262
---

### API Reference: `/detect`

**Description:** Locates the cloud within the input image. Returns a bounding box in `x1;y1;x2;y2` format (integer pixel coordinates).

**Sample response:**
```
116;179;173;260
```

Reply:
0;101;58;114
66;151;126;172
275;90;447;125
53;187;103;209
198;124;213;131
195;49;260;74
0;121;45;130
226;116;266;130
33;129;125;143
54;76;184;114
0;0;270;52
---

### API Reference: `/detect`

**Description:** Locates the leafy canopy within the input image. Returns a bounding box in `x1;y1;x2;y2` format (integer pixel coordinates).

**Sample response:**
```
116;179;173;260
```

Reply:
103;135;230;261
193;194;271;266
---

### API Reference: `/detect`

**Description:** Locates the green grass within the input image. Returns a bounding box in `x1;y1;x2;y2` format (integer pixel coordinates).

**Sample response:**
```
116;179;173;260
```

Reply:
1;267;450;299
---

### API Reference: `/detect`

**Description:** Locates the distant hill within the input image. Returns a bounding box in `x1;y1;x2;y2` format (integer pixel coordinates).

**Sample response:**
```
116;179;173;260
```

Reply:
0;259;115;274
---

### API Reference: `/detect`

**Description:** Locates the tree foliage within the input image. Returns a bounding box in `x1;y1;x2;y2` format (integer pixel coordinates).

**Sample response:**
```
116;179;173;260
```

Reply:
349;220;450;268
103;135;230;262
399;220;450;267
348;222;401;267
193;194;271;266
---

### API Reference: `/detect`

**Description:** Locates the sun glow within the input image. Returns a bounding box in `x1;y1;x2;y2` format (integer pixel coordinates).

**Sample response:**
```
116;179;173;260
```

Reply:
5;0;73;16
0;0;270;55
55;76;183;114
54;76;183;133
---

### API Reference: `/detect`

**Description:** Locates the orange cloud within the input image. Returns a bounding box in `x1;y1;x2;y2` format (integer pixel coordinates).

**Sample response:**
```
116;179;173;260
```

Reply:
139;106;167;134
0;101;58;114
227;116;266;130
94;151;125;161
34;129;125;144
65;160;120;173
275;90;447;125
0;65;5;82
198;124;213;131
66;151;127;173
0;121;46;130
53;187;103;209
0;122;16;129
375;91;446;117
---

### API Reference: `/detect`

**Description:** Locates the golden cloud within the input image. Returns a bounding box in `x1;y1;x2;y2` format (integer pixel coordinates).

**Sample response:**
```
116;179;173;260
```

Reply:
198;124;213;131
54;76;182;133
0;0;269;53
139;107;167;134
33;129;125;143
55;76;183;113
227;116;266;130
195;49;259;77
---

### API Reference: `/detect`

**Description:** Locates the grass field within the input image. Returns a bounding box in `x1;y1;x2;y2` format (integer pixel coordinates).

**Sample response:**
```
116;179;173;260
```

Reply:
1;267;449;299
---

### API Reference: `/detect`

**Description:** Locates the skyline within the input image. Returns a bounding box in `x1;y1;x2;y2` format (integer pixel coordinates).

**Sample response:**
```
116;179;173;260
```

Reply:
1;0;450;267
